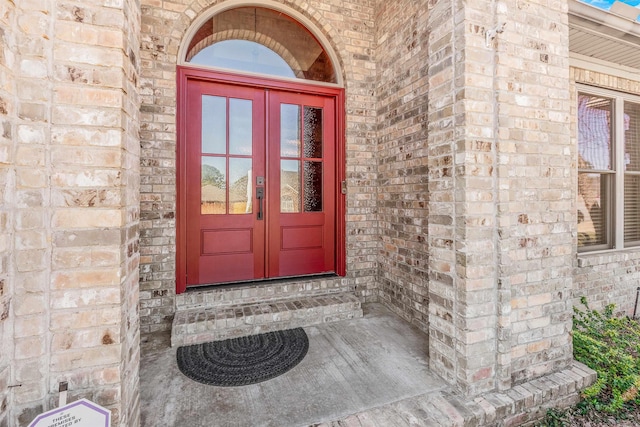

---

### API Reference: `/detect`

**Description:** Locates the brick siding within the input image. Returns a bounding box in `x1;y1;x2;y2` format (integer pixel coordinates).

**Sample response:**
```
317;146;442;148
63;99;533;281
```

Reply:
426;0;574;395
0;0;141;425
375;0;431;334
0;0;15;424
571;67;640;316
1;0;639;425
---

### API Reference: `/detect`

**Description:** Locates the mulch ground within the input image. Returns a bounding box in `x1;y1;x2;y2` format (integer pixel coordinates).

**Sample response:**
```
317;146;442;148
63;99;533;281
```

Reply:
540;405;640;426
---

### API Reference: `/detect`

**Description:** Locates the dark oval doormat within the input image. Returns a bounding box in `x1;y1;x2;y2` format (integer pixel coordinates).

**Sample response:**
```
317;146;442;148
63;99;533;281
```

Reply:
176;328;309;386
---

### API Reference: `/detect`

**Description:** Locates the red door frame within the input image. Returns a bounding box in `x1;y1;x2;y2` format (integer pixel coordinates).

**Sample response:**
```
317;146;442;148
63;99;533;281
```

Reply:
176;66;346;293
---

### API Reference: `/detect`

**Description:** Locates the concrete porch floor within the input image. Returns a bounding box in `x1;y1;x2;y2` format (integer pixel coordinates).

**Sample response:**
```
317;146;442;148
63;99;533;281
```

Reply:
140;303;448;426
140;303;596;426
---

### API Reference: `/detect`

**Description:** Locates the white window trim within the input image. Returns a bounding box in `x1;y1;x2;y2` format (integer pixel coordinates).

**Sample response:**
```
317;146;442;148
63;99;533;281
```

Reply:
577;84;640;253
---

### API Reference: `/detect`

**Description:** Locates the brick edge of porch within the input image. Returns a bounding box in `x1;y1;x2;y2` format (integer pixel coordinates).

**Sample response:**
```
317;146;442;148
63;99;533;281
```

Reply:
321;361;597;427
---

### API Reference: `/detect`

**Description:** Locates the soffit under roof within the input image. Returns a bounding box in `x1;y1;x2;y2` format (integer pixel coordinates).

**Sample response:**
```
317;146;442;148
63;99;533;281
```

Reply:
569;0;640;70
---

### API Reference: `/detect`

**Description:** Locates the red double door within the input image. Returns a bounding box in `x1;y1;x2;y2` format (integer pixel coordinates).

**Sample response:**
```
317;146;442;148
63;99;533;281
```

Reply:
183;77;336;287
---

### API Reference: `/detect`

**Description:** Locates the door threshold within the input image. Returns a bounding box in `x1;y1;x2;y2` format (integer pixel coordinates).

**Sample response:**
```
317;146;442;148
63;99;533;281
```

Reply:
185;272;338;293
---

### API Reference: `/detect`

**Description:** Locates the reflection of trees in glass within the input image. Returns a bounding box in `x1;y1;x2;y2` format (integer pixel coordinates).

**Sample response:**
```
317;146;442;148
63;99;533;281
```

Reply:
230;174;247;191
202;164;225;189
230;174;248;202
281;169;300;212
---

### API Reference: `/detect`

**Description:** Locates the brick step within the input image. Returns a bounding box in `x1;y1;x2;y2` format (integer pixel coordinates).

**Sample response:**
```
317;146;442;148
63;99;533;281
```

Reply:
174;277;350;311
171;292;363;347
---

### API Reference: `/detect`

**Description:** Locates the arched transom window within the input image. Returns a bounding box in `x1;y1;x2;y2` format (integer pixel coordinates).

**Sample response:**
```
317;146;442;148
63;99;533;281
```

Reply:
185;7;337;83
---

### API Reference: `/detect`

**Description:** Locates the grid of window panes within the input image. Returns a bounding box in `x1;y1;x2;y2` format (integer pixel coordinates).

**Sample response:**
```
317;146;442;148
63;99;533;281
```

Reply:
279;104;323;213
200;95;253;215
578;90;640;251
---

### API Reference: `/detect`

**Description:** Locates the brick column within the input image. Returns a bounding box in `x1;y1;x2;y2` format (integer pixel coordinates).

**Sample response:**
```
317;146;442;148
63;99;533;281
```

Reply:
9;1;56;423
494;0;574;387
48;0;141;424
3;1;141;425
428;0;573;395
0;0;16;424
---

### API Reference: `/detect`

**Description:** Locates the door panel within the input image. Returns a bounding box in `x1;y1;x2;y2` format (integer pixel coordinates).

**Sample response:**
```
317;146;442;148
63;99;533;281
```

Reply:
184;79;335;287
185;81;265;285
267;91;335;278
281;226;323;250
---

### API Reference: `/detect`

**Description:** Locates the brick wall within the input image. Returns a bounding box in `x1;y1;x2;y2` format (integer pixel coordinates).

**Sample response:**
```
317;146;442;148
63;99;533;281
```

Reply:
138;0;180;333
495;0;574;389
138;0;379;333
425;0;458;389
571;67;640;316
0;0;16;425
120;0;142;424
427;0;574;395
0;0;141;425
9;1;54;423
0;0;635;422
375;0;430;333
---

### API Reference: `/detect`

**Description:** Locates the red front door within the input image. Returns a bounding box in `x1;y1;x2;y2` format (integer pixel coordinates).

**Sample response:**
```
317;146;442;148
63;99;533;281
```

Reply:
182;76;336;287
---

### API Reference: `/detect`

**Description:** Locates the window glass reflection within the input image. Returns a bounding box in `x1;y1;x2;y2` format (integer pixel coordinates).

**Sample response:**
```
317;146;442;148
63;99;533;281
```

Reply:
229;158;252;214
229;98;253;155
201;157;226;214
191;40;296;78
625;101;640;172
577;95;613;171
281;160;300;213
202;96;226;154
281;104;301;157
577;172;609;248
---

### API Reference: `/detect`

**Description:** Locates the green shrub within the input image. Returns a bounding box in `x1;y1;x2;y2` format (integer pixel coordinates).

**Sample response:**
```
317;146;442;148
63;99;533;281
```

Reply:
572;296;640;413
535;408;569;427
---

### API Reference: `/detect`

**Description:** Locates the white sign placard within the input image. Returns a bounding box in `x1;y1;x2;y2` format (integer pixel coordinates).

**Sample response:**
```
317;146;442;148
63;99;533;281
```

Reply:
28;398;110;427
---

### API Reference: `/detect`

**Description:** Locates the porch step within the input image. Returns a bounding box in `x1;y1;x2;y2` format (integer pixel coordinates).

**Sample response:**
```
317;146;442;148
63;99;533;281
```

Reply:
174;276;351;310
171;292;363;347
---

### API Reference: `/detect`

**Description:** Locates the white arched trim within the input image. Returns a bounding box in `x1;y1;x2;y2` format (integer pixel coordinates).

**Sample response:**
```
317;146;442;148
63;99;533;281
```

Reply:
177;0;344;87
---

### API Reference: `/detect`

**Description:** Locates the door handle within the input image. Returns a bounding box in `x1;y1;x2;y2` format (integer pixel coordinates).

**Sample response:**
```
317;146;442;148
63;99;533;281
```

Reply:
256;187;264;220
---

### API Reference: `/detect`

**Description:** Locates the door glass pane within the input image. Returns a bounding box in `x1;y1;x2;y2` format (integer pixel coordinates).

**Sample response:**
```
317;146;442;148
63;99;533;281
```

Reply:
202;96;226;154
577;172;610;248
201;157;226;214
577;94;613;171
281;104;300;157
281;160;300;213
304;107;323;158
304;161;322;212
229;98;253;155
229;158;252;214
624;101;640;172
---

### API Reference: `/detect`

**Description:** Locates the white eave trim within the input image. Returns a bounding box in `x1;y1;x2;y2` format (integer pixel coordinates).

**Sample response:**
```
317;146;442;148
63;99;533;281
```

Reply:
568;0;640;38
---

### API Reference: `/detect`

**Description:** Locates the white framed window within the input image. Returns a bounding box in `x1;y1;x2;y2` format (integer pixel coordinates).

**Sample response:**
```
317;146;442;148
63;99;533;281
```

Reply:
577;85;640;252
